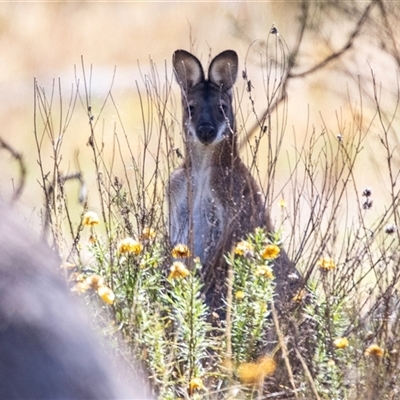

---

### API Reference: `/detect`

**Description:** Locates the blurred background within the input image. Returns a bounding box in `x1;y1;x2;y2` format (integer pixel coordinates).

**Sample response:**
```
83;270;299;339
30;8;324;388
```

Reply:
0;1;399;231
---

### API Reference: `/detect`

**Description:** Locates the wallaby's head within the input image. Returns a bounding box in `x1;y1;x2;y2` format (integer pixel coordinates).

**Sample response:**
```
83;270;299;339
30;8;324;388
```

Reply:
173;50;238;146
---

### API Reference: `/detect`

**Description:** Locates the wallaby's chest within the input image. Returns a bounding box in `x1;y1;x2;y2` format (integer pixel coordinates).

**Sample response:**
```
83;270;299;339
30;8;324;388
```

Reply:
190;168;224;260
170;164;225;261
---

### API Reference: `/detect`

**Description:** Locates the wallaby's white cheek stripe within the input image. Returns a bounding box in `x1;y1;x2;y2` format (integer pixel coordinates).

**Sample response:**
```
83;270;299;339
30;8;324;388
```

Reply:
188;123;197;138
215;121;227;143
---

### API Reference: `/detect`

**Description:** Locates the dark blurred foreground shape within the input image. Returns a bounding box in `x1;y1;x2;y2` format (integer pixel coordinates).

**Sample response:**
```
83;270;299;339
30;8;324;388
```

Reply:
0;201;150;399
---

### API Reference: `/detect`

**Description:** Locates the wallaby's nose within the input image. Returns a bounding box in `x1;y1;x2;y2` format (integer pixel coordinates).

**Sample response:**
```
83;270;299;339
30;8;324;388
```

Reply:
197;124;216;145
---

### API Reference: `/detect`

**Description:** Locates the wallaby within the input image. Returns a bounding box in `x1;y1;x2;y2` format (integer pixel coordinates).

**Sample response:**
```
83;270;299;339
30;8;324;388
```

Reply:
0;201;150;399
170;49;301;316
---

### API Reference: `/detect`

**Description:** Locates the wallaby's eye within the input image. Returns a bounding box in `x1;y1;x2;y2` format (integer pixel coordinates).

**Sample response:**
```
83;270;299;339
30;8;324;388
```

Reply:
187;105;195;115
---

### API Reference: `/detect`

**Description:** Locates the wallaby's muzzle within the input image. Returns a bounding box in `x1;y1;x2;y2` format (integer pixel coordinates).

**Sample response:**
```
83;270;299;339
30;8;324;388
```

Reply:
197;123;217;145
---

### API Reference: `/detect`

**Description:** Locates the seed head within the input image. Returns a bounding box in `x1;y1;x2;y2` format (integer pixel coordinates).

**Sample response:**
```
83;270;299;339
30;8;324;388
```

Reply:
270;25;278;35
362;198;373;210
384;224;397;234
362;187;372;197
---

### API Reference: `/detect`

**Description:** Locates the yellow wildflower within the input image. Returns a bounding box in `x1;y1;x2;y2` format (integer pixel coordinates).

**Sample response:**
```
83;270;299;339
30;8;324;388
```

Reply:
89;234;97;244
365;344;384;358
234;240;254;256
278;198;286;208
334;337;349;349
82;211;100;227
168;261;190;280
71;281;89;293
74;273;86;282
141;226;156;241
189;377;204;394
171;243;191;258
235;291;245;300
118;237;143;255
261;244;280;260
292;289;306;303
255;265;274;279
318;257;336;271
85;274;104;291
237;356;276;385
97;286;115;305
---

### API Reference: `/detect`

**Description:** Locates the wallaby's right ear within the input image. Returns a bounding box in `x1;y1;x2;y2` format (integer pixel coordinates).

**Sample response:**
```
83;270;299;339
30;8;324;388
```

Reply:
173;50;204;91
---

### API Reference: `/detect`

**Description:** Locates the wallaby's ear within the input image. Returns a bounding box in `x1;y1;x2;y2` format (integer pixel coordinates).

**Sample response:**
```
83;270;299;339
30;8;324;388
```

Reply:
173;50;204;91
208;50;238;90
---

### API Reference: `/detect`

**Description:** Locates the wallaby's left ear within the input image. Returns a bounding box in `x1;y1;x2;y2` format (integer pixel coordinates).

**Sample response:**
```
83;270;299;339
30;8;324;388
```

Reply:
173;50;205;92
208;50;238;90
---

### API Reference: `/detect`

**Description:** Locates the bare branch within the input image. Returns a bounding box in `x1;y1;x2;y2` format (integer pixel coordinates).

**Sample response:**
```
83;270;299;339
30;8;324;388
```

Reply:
289;0;375;79
0;136;26;204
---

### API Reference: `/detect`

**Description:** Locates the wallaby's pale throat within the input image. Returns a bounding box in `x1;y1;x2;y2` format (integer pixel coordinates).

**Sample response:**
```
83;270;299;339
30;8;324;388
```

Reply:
169;49;300;314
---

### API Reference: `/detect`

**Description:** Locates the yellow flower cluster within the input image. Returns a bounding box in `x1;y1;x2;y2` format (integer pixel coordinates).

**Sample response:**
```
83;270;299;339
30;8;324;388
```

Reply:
71;280;89;294
237;356;277;385
255;265;274;279
72;273;115;305
365;344;384;358
235;291;245;300
317;257;336;271
261;244;280;260
334;337;349;349
82;211;100;227
141;226;156;241
234;240;254;256
292;289;306;303
171;243;191;258
168;261;190;280
188;377;204;394
278;198;286;208
97;286;115;305
118;237;143;255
